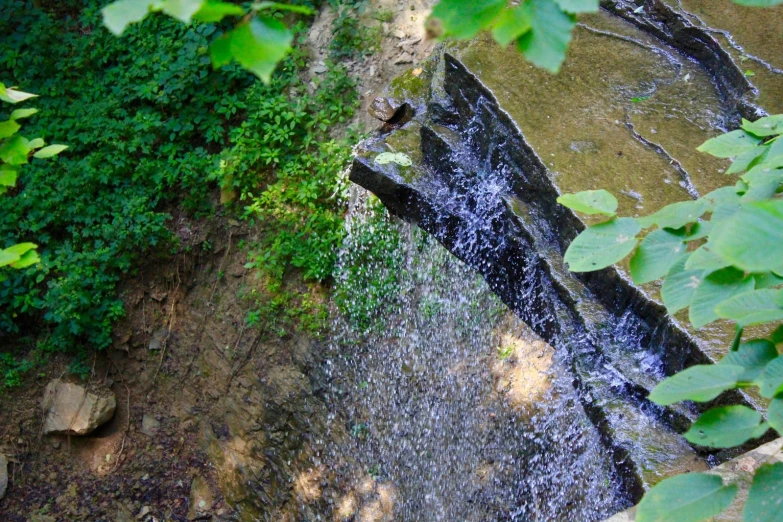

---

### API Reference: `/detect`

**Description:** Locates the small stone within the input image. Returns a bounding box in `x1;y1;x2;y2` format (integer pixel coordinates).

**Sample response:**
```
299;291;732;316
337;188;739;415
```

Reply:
312;62;328;74
0;453;7;500
141;413;160;438
392;29;406;39
41;380;116;436
136;505;151;519
148;328;168;351
187;476;214;520
394;53;414;65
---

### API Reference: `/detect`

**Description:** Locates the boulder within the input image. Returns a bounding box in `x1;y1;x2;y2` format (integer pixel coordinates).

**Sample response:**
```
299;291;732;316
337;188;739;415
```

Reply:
0;452;7;500
41;380;116;435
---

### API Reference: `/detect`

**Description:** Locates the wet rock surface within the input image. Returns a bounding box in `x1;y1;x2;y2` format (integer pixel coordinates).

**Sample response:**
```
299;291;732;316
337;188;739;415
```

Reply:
349;0;783;506
0;453;7;500
41;380;116;436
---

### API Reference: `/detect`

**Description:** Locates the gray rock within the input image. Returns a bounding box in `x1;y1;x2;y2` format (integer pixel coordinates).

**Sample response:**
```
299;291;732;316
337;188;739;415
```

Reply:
41;380;116;436
140;414;160;438
0;452;7;500
148;328;168;351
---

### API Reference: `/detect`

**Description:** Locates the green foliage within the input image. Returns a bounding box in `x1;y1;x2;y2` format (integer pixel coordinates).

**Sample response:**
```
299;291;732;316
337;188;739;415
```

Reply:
333;198;404;333
635;473;737;522
0;1;254;352
556;189;617;216
102;0;315;83
560;112;783;520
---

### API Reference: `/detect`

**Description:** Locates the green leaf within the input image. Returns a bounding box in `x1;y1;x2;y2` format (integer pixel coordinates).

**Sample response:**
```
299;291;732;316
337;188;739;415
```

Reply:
556;189;617;216
563;217;640;272
491;6;532;47
102;0;156;36
210;18;293;83
684;244;730;273
33;144;68;159
0;249;20;268
635;473;737;522
160;0;205;24
757;356;783;398
716;289;783;327
251;2;315;15
697;129;762;158
684;405;764;448
0;85;38;104
636;200;707;229
517;0;576;74
431;0;506;40
648;364;743;406
772;325;783;344
27;138;44;149
721;339;778;382
0;135;30;165
690;267;754;329
0;119;21;139
741;169;783;203
374;152;412;167
743;463;783;522
9;108;37;120
629;229;686;284
661;255;704;314
553;0;599;13
700;185;740;211
733;0;783;7
742;115;783;137
10;248;40;269
712;200;783;273
0;166;17;188
726;145;768;174
193;1;245;22
768;398;783;435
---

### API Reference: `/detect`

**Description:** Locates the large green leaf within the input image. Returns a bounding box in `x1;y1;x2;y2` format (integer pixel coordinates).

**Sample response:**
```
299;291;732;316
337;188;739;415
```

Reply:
491;6;532;47
563;217;640;272
742;115;783;137
431;0;506;39
726;145;768;174
684;405;764;448
554;0;599;13
661;255;704;314
210;18;292;83
733;0;783;6
635;473;737;522
517;0;576;74
741;166;783;202
712;200;783;272
636;200;707;229
689;267;755;329
757;356;783;398
33;144;68;159
697;129;761;158
9;108;37;120
102;0;156;36
684;244;730;273
0;84;37;104
716;289;783;327
0;120;21;139
160;0;205;24
0;249;21;268
629;229;686;284
10;248;40;269
721;339;779;382
193;1;245;22
556;189;617;216
648;364;743;406
0;166;18;188
743;463;783;522
0;135;30;165
768;398;783;435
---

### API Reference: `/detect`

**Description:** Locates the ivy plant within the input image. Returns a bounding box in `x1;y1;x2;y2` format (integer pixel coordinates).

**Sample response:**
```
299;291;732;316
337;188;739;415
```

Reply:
559;114;783;521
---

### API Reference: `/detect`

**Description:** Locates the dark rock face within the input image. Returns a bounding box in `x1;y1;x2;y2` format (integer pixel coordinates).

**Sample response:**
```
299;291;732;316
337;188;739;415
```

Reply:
350;2;783;504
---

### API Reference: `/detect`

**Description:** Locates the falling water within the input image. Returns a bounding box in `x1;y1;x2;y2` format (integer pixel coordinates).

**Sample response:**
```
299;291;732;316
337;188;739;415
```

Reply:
319;188;622;521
